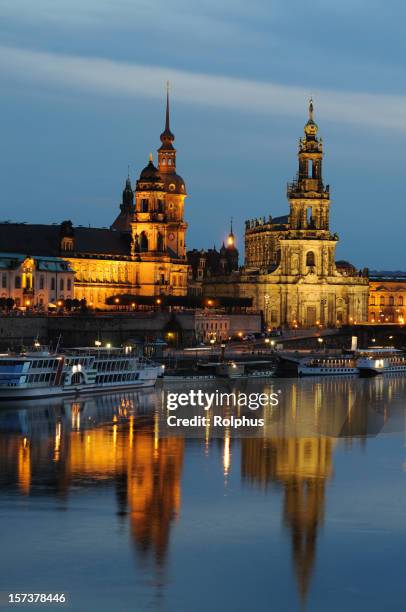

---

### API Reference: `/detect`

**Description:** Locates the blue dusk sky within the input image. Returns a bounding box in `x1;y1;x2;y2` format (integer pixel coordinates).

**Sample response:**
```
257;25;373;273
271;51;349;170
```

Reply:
0;0;405;268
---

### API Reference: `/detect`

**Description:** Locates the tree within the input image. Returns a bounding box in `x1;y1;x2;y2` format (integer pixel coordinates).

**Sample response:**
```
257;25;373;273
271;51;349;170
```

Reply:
6;298;14;311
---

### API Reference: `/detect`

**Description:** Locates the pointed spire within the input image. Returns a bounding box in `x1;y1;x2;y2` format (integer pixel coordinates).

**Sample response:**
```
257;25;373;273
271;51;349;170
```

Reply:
304;97;318;137
227;217;235;248
149;152;153;163
165;81;170;133
160;82;175;147
309;97;314;121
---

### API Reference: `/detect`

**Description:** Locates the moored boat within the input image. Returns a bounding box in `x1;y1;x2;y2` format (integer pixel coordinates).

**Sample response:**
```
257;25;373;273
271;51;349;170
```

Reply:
298;355;358;377
356;347;406;376
0;346;162;400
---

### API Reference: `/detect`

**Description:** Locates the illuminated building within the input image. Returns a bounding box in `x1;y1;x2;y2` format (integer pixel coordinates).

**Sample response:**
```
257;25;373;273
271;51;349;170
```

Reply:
368;272;406;324
204;101;369;328
0;92;188;309
187;220;239;296
0;254;74;309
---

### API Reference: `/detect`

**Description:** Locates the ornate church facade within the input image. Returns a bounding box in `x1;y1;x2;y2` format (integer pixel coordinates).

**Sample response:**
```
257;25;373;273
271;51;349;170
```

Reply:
204;101;369;327
0;93;189;309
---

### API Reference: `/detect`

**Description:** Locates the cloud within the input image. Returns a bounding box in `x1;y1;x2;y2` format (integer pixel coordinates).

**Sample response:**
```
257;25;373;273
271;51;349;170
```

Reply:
1;45;406;130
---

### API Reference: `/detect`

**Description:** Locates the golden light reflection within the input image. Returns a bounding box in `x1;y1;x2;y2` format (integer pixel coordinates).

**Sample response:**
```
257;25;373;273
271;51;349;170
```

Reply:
18;438;31;495
223;429;231;478
54;422;62;461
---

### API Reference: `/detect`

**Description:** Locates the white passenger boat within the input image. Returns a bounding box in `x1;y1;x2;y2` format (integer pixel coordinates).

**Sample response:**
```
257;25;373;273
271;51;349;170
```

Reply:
298;355;358;377
356;347;406;376
0;347;163;400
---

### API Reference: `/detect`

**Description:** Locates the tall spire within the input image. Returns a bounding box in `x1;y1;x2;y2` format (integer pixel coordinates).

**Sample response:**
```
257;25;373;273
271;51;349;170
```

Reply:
165;81;170;133
160;82;175;148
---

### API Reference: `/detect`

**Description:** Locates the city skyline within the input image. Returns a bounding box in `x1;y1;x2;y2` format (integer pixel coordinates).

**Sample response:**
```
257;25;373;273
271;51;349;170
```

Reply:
1;0;406;268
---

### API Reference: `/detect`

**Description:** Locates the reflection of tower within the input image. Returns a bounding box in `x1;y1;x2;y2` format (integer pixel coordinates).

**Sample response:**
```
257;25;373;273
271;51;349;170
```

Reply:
241;436;333;602
126;431;184;565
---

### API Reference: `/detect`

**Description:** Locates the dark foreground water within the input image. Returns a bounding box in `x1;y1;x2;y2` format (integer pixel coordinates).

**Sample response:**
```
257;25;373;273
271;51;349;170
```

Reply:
0;377;406;612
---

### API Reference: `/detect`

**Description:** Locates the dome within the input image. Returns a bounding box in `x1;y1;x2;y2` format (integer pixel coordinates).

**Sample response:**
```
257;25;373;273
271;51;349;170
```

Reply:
304;118;318;136
139;159;161;181
336;260;355;269
163;173;186;195
336;260;356;275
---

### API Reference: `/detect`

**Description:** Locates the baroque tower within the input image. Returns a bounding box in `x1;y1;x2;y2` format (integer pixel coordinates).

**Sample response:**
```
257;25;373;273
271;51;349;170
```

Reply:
128;91;189;296
204;99;369;327
280;99;337;280
156;85;188;259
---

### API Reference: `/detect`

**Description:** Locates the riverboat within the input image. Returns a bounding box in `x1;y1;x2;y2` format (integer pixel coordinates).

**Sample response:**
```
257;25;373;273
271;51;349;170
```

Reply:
298;355;358;377
0;347;162;400
356;347;406;376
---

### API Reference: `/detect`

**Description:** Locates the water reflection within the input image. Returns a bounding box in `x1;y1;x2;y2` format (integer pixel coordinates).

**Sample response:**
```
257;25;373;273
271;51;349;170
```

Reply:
0;376;405;609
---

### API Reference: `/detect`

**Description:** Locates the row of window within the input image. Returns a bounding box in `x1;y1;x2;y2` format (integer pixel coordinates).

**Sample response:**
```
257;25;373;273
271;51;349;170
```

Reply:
197;322;229;331
25;373;55;383
31;360;60;369
96;360;132;371
95;373;139;383
75;267;129;283
3;274;72;292
140;199;165;213
370;296;404;306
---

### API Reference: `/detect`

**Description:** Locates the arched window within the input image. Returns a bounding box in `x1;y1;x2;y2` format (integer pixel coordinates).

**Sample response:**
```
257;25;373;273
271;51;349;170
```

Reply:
389;296;394;306
398;296;403;306
370;296;375;305
306;251;315;267
141;199;148;213
380;296;385;306
140;232;148;252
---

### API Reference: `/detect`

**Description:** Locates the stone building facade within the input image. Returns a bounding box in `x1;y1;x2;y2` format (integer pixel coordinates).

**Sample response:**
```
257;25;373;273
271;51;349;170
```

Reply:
368;272;406;324
187;222;239;296
0;254;74;309
204;101;369;328
0;93;189;309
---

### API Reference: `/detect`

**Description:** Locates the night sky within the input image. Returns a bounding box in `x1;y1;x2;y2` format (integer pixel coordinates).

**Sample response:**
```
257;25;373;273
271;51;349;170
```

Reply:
1;0;405;268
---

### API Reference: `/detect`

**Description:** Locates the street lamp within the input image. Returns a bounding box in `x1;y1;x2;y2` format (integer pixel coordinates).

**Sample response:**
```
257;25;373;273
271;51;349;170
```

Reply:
95;340;101;347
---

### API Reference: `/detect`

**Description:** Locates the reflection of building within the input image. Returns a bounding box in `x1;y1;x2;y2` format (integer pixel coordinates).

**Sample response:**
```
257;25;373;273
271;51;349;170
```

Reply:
0;395;184;568
368;272;406;323
204;101;369;328
126;433;183;564
242;436;332;601
0;254;74;309
0;92;188;309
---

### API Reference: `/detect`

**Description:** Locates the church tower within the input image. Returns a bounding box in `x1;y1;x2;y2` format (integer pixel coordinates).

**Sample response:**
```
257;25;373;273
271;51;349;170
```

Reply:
157;86;188;259
287;99;330;233
279;99;337;281
111;174;135;231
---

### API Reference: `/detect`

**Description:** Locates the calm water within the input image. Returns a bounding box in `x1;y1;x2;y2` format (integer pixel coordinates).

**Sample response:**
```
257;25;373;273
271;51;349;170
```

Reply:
0;377;406;612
